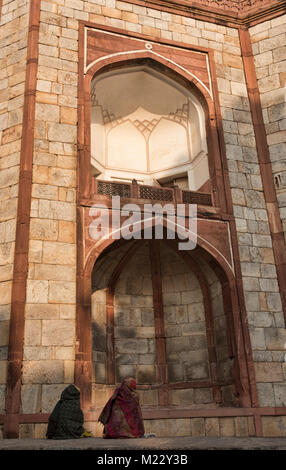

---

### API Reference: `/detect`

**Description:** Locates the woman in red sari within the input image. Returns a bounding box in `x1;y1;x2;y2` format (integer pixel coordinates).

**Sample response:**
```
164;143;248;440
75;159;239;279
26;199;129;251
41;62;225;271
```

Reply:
98;377;145;438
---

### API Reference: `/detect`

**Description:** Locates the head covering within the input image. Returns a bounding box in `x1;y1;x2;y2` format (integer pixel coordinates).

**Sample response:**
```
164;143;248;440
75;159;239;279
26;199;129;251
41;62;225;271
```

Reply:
125;377;137;390
98;377;145;438
46;384;84;440
60;384;80;400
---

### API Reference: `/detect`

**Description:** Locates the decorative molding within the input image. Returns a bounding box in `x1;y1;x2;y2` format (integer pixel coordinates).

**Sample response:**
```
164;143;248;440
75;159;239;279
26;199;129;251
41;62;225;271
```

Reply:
114;0;286;28
169;0;277;14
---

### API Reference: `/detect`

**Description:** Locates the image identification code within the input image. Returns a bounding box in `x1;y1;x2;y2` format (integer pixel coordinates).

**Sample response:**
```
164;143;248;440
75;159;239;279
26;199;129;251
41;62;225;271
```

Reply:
97;454;188;466
141;454;188;465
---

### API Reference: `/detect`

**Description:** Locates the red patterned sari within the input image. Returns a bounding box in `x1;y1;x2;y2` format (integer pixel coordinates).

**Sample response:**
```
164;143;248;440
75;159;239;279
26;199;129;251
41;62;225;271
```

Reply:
98;378;145;438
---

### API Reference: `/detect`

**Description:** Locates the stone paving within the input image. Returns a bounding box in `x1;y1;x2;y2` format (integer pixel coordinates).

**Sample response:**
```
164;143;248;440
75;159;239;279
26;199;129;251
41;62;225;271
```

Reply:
0;436;285;450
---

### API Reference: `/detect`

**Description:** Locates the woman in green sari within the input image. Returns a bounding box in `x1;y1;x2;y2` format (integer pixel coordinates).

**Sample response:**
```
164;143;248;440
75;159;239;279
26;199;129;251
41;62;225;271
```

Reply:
46;384;85;440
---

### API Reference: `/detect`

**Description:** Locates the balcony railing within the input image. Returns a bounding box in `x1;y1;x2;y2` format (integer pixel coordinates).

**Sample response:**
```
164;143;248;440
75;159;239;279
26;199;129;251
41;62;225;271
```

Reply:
92;178;213;206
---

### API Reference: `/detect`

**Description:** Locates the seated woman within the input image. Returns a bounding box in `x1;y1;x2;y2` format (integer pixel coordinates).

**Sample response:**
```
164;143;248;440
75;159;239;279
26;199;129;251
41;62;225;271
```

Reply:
46;384;85;439
98;377;145;438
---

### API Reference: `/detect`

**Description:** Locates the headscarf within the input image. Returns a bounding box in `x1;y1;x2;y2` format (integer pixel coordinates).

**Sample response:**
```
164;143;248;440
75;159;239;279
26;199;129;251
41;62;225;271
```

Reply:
98;377;145;438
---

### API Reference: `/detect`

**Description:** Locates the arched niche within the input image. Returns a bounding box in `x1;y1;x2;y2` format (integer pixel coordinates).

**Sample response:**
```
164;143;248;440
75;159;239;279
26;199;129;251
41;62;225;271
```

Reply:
90;64;209;191
90;237;243;409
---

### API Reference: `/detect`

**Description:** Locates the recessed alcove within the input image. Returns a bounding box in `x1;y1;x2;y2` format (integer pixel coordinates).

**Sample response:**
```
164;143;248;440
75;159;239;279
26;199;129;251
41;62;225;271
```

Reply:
90;238;238;409
90;64;210;191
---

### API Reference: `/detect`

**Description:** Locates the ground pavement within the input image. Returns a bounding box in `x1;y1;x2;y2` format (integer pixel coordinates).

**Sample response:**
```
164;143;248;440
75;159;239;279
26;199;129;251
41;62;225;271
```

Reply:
0;436;285;450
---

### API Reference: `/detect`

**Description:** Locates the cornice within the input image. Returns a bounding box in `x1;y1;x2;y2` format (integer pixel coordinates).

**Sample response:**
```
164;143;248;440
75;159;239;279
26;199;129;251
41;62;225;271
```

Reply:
123;0;286;28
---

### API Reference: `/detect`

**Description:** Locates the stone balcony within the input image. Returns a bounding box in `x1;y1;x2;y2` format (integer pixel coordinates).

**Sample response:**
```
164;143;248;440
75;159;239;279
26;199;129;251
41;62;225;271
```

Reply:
91;178;214;210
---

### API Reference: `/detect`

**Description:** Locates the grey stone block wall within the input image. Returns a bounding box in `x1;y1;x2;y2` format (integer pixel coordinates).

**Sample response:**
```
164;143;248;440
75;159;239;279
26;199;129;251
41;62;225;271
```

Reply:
91;289;107;384
160;244;211;398
91;240;239;405
114;243;156;384
250;16;286;239
246;16;286;407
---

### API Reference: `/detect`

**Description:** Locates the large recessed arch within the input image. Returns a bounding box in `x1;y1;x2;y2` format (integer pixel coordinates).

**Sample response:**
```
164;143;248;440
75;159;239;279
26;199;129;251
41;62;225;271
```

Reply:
76;217;254;409
86;234;251;409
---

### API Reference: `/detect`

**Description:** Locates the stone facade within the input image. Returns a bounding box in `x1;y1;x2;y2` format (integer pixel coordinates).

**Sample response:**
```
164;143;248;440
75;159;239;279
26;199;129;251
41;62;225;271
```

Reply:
0;0;30;416
161;245;210;387
0;0;286;438
250;16;286;240
114;244;156;386
143;415;256;438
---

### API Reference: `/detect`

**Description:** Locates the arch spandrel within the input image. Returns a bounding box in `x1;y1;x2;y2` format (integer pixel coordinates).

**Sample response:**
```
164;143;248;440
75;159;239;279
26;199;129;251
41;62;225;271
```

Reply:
85;27;213;97
83;213;235;284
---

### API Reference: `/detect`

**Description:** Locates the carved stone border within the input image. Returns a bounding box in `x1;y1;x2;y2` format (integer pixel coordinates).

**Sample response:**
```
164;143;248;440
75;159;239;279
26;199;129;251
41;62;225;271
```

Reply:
110;0;286;29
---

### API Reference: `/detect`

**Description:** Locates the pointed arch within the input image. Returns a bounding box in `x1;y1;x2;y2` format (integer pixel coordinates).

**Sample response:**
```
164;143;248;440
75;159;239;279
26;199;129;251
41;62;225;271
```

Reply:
84;216;235;284
86;51;214;105
78;53;228;210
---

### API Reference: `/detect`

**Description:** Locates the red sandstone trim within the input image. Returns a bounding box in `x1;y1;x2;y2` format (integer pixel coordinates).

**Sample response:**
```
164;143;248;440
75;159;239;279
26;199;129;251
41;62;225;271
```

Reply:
75;26;93;405
136;380;218;390
208;52;234;216
253;411;264;437
207;49;260;407
75;22;93;409
105;288;115;386
141;406;286;421
81;20;210;54
3;0;41;439
8;406;285;424
239;27;286;326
